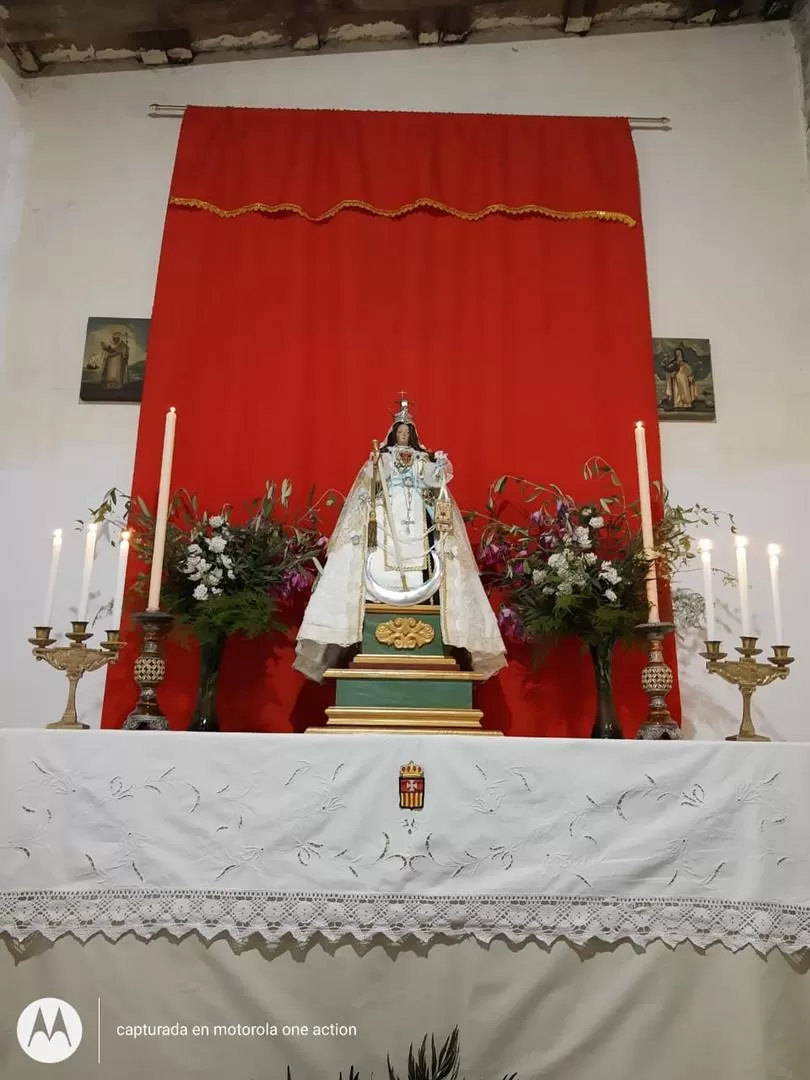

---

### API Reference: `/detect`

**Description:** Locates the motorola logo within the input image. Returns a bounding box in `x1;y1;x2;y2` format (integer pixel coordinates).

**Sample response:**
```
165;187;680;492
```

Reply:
16;998;83;1063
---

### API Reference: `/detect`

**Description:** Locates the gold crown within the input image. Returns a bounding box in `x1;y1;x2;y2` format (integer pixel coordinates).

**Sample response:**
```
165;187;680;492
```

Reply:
400;761;424;778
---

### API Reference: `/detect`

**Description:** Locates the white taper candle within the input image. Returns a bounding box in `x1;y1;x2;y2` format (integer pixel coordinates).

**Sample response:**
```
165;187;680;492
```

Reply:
767;543;783;644
735;535;752;637
111;530;131;627
42;528;63;627
77;523;98;623
698;538;716;640
147;406;177;611
634;420;660;622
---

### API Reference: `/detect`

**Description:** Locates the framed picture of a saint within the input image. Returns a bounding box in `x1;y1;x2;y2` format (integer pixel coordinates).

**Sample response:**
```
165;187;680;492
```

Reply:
79;317;150;403
653;337;716;422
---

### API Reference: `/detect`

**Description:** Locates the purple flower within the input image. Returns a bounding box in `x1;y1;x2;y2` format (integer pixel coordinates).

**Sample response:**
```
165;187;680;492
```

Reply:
279;568;314;599
498;606;526;641
481;543;504;567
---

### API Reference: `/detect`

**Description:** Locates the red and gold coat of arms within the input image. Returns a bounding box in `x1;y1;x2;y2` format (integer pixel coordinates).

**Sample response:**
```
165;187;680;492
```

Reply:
399;762;425;810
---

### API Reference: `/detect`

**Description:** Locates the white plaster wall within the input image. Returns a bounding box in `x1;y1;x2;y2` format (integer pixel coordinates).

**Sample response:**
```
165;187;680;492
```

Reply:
1;23;808;737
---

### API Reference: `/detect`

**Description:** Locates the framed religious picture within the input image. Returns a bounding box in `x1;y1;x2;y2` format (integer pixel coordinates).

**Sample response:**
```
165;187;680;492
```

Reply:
653;337;716;422
79;317;150;403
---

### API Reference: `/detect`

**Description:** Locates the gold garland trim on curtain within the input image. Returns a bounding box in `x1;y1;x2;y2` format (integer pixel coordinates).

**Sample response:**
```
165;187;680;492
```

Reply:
169;196;637;227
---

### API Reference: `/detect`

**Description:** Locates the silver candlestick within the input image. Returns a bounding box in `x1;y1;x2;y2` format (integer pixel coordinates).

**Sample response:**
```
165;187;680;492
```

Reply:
635;621;682;740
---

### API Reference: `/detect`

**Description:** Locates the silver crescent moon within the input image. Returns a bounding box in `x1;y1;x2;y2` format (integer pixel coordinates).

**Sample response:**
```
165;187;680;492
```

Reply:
364;548;443;606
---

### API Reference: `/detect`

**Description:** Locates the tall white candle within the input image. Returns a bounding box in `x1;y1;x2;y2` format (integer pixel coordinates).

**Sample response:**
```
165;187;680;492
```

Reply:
147;406;177;611
77;523;98;623
767;543;783;644
634;420;660;622
735;535;752;637
698;538;716;640
42;528;63;627
111;530;131;627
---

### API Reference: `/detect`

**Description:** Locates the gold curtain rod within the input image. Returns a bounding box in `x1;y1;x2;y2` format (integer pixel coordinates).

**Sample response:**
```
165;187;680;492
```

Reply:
147;103;671;129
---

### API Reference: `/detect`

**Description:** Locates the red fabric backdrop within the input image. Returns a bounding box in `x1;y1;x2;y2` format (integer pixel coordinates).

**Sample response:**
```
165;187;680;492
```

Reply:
102;107;677;737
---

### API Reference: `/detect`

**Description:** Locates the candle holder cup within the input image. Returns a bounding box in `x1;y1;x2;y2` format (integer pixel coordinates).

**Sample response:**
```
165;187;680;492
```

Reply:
124;610;174;730
30;622;124;729
635;621;682;740
701;637;793;742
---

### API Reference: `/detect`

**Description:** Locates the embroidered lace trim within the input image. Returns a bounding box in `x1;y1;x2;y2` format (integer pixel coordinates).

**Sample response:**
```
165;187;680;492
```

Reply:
2;890;807;954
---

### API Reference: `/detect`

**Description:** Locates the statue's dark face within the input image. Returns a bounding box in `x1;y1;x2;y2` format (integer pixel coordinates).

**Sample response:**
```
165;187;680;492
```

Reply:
395;424;410;446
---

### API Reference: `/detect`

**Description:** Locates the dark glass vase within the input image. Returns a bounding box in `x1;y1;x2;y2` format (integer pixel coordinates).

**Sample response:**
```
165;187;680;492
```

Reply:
589;640;623;740
188;637;226;732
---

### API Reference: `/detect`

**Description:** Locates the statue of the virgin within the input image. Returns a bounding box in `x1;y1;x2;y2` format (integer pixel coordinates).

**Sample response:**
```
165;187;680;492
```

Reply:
294;398;506;681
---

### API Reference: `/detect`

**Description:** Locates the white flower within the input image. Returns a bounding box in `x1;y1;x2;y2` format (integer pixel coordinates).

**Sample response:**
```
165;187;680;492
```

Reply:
573;526;592;549
208;515;225;528
604;588;618;602
547;552;565;569
584;552;598;565
557;582;573;595
188;543;202;555
599;560;621;585
208;567;223;584
193;584;209;601
207;535;227;554
210;586;223;596
589;516;605;529
220;555;233;568
227;570;236;580
542;586;554;596
532;569;546;585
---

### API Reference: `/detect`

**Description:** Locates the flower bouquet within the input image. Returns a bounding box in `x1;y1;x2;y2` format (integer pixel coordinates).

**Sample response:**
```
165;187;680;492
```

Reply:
477;459;729;737
89;480;330;730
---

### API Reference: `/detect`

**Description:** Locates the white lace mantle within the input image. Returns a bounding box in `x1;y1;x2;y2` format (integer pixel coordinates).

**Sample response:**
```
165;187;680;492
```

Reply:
2;731;809;954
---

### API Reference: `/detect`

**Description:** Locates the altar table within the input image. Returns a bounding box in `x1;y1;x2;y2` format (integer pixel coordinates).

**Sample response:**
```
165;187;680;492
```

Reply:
2;730;810;1079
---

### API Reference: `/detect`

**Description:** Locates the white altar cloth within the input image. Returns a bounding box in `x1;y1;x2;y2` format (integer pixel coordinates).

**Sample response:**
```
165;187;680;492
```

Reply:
2;730;809;954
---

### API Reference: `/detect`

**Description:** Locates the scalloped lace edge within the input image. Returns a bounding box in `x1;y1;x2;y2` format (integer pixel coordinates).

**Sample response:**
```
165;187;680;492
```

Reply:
2;890;808;955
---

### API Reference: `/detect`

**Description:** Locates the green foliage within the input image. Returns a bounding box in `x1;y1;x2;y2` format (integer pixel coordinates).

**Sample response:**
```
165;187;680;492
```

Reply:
282;1029;517;1080
476;458;734;650
84;481;332;647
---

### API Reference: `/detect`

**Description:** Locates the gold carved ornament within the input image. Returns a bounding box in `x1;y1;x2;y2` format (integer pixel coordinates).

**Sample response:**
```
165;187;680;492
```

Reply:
169;196;637;228
375;618;435;650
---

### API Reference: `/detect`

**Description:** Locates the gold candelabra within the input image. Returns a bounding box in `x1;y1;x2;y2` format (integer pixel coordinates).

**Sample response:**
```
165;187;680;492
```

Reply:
701;637;793;742
30;623;124;730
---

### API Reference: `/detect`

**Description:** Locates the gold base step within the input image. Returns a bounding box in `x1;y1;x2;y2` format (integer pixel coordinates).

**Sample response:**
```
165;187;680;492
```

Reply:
351;653;457;669
306;706;502;736
309;726;502;736
365;603;441;615
324;668;485;681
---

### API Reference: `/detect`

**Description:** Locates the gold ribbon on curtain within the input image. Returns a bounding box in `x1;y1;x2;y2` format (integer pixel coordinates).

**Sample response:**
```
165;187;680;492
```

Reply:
168;195;637;227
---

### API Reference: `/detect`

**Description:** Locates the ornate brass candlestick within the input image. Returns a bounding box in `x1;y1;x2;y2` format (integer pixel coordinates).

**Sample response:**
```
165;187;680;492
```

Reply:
635;621;682;740
124;610;174;730
701;637;793;742
30;623;124;730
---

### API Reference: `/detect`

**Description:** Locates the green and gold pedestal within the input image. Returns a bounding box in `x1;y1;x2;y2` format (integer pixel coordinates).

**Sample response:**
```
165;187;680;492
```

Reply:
308;604;499;735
